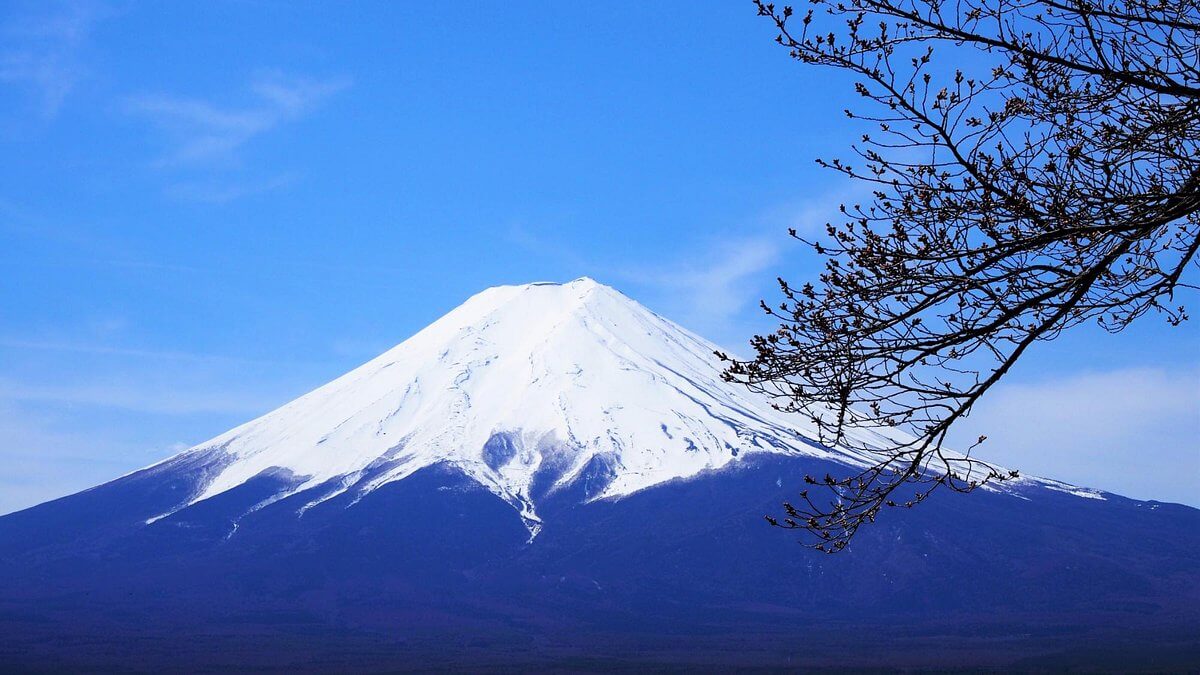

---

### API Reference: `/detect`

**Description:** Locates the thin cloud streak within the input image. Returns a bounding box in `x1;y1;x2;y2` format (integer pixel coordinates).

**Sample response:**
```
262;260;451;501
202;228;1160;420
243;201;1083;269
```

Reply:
0;0;109;115
125;72;350;166
618;235;782;346
611;184;875;351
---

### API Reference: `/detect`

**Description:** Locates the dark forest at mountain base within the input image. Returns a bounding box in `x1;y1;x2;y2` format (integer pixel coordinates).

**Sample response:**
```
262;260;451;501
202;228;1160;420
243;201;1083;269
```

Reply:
2;456;1197;672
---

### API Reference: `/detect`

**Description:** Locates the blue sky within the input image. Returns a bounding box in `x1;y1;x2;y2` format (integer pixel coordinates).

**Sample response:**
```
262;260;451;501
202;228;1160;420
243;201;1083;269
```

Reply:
1;0;1196;514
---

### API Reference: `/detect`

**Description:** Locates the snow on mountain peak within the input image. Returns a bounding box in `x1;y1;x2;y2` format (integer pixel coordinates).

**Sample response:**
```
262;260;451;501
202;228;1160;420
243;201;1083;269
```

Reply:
161;278;870;531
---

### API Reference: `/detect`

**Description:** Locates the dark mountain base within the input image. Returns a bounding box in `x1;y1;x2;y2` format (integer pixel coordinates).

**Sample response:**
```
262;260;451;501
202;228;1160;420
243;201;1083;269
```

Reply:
3;616;1197;673
1;456;1198;672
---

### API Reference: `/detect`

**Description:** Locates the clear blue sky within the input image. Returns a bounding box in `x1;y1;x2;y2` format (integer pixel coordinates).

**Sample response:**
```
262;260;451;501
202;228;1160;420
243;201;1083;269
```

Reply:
1;0;1196;514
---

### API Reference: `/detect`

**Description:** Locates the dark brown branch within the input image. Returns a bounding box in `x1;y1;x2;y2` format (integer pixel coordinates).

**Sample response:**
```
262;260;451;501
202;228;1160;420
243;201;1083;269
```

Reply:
732;0;1200;551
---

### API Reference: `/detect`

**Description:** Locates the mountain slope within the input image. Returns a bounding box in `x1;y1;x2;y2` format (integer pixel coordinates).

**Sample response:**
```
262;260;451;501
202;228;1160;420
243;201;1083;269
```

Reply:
138;277;884;533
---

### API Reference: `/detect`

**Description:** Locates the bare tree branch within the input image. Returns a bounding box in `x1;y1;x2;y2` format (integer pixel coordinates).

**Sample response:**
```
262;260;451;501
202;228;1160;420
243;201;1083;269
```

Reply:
721;0;1200;552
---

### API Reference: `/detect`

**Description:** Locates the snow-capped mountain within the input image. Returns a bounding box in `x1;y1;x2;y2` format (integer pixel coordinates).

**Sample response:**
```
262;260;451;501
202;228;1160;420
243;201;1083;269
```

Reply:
150;277;878;533
1;278;1196;671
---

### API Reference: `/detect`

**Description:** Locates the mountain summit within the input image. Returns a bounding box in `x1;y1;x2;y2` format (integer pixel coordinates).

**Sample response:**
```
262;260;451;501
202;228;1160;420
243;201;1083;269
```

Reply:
1;279;1196;671
152;277;872;534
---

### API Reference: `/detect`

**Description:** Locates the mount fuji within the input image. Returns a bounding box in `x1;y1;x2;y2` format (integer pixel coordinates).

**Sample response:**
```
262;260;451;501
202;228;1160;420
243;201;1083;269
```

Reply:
1;278;1197;671
144;277;883;537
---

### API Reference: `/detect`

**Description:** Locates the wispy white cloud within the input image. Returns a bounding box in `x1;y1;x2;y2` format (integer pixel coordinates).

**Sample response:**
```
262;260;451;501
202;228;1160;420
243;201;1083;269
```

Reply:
0;0;109;116
125;72;350;166
619;235;783;346
611;187;871;351
756;185;866;240
952;366;1200;506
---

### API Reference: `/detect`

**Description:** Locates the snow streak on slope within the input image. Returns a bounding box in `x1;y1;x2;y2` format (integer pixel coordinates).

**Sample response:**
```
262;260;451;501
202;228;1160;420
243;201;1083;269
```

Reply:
157;278;884;531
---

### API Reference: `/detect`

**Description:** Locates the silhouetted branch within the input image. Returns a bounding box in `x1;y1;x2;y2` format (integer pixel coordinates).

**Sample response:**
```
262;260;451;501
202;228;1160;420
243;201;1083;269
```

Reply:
722;0;1200;552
